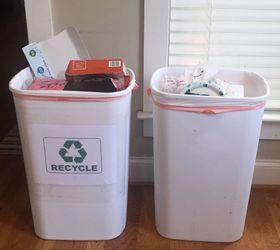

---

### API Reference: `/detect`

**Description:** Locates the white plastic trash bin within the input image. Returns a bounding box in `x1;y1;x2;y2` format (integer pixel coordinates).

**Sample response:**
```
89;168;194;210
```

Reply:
9;67;136;240
150;67;269;242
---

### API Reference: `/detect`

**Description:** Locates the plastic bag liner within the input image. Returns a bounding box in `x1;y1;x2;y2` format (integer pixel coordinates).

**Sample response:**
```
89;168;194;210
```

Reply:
10;67;137;102
149;67;270;114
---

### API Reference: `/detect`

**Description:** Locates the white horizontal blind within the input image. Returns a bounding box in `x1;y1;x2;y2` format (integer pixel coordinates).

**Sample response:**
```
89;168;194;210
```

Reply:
169;0;280;110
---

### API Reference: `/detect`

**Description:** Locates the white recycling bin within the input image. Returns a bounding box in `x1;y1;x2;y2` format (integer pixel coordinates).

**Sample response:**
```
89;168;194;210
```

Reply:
9;67;136;240
150;67;269;242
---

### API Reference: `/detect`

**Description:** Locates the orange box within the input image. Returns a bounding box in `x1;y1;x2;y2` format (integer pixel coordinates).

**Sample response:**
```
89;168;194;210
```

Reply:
65;59;130;91
66;59;125;76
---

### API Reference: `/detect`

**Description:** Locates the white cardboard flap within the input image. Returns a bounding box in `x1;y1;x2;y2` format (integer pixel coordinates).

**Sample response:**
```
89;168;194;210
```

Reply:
38;27;90;79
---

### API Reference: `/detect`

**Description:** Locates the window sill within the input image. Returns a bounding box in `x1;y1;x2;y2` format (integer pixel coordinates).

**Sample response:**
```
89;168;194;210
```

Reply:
137;111;280;139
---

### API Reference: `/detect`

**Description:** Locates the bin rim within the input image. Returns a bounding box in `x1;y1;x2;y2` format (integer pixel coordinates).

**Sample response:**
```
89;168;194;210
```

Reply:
9;67;137;101
150;66;270;104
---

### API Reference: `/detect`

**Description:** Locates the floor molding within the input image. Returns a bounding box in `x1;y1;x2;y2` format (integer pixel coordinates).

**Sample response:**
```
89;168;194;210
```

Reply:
0;135;22;155
253;159;280;185
129;157;280;185
129;157;154;183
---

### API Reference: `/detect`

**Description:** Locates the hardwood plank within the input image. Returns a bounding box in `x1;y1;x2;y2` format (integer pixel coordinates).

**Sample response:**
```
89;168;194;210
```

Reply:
243;189;280;250
104;186;142;250
169;240;204;250
85;241;104;250
51;241;75;250
34;240;55;250
0;155;30;249
1;178;38;249
134;186;170;250
265;189;280;238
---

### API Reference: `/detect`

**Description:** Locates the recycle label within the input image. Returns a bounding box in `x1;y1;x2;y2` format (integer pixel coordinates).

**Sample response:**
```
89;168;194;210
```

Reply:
59;140;87;163
43;137;102;174
30;124;118;185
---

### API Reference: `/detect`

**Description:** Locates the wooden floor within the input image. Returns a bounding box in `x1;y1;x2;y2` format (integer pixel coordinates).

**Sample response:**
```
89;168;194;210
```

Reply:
0;154;279;250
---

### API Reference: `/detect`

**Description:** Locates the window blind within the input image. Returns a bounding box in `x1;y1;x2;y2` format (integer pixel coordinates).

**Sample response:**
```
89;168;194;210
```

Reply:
169;0;280;110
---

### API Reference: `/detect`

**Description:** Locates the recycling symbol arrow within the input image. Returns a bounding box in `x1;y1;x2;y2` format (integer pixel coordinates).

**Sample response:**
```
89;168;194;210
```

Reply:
59;140;87;163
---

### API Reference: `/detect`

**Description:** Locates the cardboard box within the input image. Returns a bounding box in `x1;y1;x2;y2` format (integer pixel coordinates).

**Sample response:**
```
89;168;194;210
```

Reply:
65;59;130;92
66;59;126;76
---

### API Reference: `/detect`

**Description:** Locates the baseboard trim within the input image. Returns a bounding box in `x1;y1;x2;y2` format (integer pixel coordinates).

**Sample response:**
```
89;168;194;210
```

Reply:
253;159;280;185
129;157;154;183
129;157;280;185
